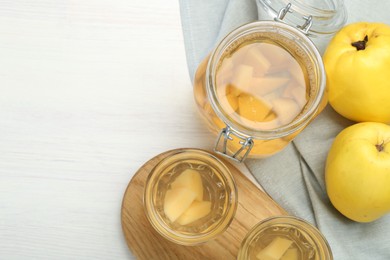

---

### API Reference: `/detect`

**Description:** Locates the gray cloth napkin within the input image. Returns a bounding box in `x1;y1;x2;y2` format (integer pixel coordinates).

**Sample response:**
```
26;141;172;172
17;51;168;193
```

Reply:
179;0;390;259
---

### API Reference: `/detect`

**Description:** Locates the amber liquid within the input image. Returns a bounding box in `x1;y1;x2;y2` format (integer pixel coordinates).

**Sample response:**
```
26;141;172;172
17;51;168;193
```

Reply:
248;226;320;260
194;35;326;158
155;162;233;235
216;41;309;129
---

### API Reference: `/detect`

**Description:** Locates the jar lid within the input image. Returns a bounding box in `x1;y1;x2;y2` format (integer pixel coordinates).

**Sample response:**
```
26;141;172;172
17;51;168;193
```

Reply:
257;0;347;36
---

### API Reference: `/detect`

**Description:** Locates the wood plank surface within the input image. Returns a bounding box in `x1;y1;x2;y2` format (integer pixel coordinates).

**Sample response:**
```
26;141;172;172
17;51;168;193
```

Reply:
121;148;287;259
1;0;385;259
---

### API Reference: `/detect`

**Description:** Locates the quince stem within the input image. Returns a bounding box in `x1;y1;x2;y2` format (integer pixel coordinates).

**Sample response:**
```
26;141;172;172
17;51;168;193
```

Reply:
375;141;385;152
351;35;368;51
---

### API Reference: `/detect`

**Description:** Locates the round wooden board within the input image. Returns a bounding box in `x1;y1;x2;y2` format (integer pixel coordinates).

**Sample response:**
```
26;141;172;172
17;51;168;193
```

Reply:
121;148;288;260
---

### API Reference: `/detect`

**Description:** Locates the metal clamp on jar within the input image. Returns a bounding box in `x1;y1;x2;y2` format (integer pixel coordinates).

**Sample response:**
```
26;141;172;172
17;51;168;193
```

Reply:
257;0;347;54
193;1;347;162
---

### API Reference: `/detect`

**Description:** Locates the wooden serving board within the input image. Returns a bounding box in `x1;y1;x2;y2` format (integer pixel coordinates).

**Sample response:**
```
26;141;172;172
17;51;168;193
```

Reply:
121;148;288;260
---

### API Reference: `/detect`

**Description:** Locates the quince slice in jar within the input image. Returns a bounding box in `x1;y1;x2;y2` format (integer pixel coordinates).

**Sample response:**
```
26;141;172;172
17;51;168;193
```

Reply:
171;169;204;201
280;248;298;260
256;236;294;260
164;187;197;223
216;40;309;131
238;93;275;122
176;201;212;226
271;98;301;125
231;64;254;93
260;42;291;66
282;83;307;108
244;45;271;75
250;76;290;96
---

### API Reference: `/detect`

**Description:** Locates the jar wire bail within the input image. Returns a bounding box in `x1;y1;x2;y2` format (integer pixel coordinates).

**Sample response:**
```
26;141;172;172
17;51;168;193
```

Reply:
214;126;254;163
275;2;313;35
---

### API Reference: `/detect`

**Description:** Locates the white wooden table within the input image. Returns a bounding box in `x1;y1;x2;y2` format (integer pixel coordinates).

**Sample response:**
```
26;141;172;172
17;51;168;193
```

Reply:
4;0;388;259
0;1;255;259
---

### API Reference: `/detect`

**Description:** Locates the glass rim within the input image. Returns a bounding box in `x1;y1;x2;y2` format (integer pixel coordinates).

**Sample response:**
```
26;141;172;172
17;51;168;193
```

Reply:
206;20;326;140
143;148;238;245
238;215;333;260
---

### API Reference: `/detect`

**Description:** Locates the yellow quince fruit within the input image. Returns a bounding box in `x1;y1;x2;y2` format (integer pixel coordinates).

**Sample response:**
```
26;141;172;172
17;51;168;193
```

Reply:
325;122;390;222
323;22;390;123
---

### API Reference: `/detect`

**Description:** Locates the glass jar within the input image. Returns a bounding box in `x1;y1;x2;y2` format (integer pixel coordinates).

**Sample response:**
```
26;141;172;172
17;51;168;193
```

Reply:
257;0;347;54
237;216;333;260
143;149;237;245
194;21;327;162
